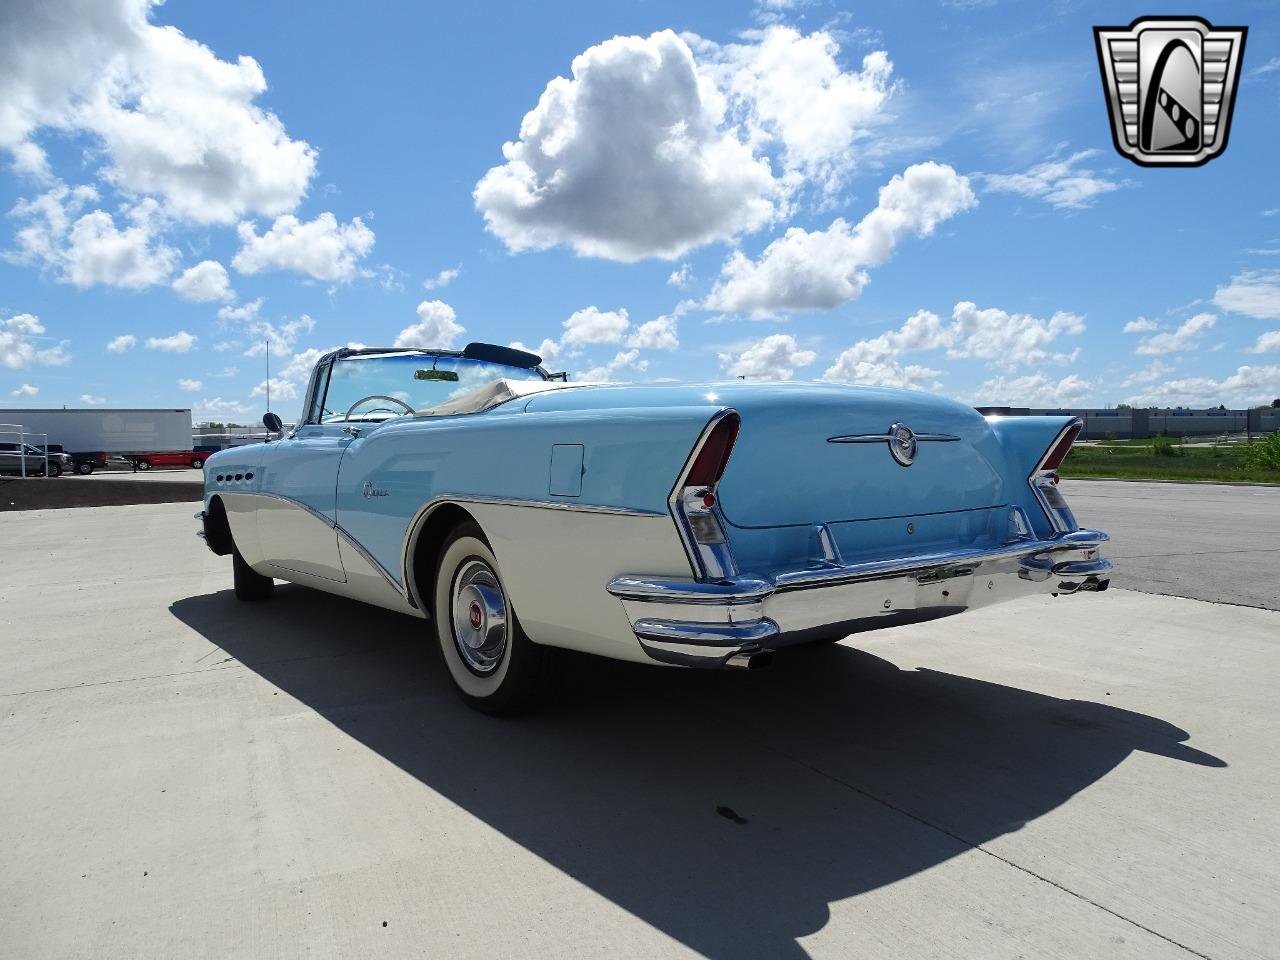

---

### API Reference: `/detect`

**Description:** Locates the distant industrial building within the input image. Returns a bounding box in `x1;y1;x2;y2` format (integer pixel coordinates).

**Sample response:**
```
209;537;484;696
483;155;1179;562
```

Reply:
976;407;1280;440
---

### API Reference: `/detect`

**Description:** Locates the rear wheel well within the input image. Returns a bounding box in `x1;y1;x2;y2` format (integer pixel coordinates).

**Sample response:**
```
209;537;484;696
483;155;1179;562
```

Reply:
409;503;477;617
205;495;234;555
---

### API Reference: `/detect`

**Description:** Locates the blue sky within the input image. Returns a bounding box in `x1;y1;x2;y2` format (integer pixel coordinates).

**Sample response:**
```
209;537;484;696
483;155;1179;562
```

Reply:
2;0;1279;424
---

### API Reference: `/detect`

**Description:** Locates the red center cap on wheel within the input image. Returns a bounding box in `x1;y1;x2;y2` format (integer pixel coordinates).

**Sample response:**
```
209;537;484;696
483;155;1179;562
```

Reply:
469;602;483;630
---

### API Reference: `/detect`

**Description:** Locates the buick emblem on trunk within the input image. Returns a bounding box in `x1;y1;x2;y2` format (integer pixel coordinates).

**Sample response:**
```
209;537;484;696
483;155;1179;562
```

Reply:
888;423;917;467
827;423;961;466
1094;16;1246;167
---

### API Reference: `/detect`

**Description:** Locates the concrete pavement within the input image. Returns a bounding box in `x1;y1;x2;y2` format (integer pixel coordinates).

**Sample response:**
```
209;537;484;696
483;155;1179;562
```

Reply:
1;501;1277;958
1061;479;1280;610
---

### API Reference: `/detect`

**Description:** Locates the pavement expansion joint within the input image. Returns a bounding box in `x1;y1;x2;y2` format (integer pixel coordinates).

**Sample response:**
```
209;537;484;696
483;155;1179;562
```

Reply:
768;744;1220;960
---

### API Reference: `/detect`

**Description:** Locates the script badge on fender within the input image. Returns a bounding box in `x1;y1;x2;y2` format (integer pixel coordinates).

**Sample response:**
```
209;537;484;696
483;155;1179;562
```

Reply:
1094;16;1246;167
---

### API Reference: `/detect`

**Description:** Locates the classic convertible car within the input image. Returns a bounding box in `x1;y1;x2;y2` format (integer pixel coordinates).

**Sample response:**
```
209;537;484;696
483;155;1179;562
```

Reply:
198;342;1110;713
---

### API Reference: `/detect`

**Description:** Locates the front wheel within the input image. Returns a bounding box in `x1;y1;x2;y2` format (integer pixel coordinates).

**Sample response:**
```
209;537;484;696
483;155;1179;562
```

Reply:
77;462;94;475
191;457;204;469
136;459;151;471
433;521;557;715
47;462;62;477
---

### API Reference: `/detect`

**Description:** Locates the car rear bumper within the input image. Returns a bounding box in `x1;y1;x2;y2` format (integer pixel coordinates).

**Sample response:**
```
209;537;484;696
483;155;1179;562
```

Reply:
606;528;1111;667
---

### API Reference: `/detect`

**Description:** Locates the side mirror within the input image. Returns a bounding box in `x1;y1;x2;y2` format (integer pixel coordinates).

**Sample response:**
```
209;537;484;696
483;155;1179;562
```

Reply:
263;412;284;435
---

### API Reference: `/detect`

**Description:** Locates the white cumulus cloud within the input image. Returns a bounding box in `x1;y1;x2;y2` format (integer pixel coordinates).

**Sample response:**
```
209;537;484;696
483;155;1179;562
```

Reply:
628;314;680;351
106;333;135;352
562;306;630;345
705;162;976;315
145;330;196;352
1126;365;1280;408
822;300;1085;387
474;30;781;262
719;333;816;379
509;338;562;367
8;187;178;288
11;383;39;397
576;349;649;383
822;309;951;389
1213;272;1280;319
80;394;106;405
177;378;202;391
1123;317;1160;334
0;0;317;224
233;212;375;282
972;372;1094;407
423;266;460;290
1;313;71;369
394;300;465;349
947;300;1085;369
1135;313;1214;355
691;26;895;194
1250;331;1280;354
217;298;262;323
279;347;329;382
242;314;315;359
250;378;297;401
172;259;233;302
1121;359;1174;387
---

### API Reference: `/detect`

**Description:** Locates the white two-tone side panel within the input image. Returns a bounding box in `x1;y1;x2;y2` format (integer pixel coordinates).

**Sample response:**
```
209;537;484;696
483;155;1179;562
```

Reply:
336;532;423;618
219;491;421;618
255;496;346;582
463;503;692;663
218;492;266;566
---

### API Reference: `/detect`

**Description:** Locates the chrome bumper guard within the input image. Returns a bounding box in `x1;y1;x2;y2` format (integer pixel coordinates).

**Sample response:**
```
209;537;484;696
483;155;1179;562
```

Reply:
608;529;1110;668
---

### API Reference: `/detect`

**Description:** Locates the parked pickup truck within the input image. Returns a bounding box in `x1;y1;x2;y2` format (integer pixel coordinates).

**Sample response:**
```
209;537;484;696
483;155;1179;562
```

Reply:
0;441;60;476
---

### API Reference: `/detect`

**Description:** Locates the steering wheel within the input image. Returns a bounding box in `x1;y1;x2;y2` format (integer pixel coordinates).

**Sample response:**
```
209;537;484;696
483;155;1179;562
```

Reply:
343;394;416;421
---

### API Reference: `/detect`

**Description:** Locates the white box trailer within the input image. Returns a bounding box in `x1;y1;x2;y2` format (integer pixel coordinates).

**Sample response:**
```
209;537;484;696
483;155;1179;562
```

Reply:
5;408;193;455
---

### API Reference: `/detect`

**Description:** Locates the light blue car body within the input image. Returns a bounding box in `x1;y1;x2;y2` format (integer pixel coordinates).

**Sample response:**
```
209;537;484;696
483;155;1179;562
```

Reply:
201;362;1110;668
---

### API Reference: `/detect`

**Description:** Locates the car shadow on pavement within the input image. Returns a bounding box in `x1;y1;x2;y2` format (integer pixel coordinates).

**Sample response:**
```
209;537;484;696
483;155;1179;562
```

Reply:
170;586;1225;960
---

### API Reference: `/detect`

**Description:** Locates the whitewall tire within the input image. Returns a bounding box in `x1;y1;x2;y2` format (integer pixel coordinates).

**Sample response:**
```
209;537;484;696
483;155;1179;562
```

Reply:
433;521;556;714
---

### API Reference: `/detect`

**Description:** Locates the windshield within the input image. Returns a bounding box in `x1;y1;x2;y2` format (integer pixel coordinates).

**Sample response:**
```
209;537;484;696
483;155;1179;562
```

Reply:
317;353;546;422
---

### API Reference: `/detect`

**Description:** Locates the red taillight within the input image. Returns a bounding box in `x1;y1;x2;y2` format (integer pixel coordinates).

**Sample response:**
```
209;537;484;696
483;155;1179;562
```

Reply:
1040;422;1080;471
685;414;739;487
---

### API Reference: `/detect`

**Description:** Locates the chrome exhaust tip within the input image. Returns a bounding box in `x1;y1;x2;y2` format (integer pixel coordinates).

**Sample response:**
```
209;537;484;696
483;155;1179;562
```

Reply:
725;650;774;670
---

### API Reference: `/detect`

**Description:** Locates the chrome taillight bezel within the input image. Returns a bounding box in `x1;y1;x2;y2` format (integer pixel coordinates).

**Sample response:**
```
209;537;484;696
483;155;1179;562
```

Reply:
669;410;741;581
1029;419;1081;533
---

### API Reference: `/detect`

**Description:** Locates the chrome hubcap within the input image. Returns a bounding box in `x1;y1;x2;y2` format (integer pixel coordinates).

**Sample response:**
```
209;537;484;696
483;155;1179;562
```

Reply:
451;558;508;675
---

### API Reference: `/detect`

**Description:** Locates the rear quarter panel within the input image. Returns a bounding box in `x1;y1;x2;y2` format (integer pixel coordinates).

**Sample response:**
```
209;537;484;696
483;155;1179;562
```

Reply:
332;405;722;658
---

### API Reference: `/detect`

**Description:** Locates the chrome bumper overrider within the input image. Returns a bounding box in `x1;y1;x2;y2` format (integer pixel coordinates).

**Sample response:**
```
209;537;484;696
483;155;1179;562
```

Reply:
607;529;1111;668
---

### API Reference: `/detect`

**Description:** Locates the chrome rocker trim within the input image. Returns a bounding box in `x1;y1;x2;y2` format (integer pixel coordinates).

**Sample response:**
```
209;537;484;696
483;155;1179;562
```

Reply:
608;529;1111;668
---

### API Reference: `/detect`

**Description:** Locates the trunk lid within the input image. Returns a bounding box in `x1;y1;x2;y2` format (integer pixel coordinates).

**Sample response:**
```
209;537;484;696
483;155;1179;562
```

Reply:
519;380;1010;528
711;384;1006;528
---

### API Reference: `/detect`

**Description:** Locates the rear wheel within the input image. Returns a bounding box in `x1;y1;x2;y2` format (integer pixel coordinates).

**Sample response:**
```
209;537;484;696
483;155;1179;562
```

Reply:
136;459;151;471
191;457;204;469
233;546;274;601
432;521;557;715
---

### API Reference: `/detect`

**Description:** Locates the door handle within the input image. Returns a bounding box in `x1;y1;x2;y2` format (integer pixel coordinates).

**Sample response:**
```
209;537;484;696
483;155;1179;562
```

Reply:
342;424;362;437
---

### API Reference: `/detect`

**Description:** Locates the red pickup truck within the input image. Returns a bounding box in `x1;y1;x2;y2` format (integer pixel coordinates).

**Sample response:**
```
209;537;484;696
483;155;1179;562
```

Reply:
131;451;207;470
